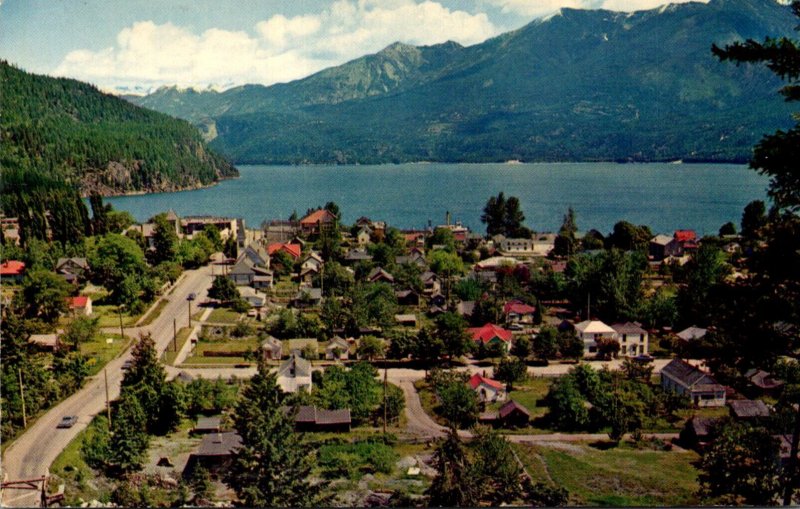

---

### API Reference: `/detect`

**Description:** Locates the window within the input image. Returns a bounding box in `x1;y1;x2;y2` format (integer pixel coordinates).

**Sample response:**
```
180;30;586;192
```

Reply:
622;334;627;343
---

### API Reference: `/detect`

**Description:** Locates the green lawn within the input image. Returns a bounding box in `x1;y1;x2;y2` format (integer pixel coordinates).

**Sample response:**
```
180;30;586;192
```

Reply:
81;333;131;376
206;307;242;324
513;441;701;506
92;304;141;328
49;417;114;506
487;376;552;419
182;336;258;365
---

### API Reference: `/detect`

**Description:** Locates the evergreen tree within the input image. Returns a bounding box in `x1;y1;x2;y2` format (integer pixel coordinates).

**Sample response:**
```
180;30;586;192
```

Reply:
427;430;481;507
107;390;149;473
226;359;320;507
150;213;179;264
554;207;579;257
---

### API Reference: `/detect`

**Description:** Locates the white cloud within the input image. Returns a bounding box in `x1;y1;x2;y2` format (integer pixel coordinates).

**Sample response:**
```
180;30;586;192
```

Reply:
486;0;707;18
53;0;499;92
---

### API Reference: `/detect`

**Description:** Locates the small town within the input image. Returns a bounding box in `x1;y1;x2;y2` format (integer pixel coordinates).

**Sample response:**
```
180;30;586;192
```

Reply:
2;188;798;507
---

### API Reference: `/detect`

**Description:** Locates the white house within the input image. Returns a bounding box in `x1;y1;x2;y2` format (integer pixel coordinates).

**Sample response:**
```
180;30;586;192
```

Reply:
325;336;350;360
611;322;649;356
277;354;313;393
574;320;618;357
468;373;507;403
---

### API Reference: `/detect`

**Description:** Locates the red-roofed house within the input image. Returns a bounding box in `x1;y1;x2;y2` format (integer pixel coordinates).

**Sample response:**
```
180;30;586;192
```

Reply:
267;243;302;259
67;296;93;316
300;209;337;235
0;260;25;283
469;323;513;352
468;373;507;403
674;230;699;251
503;300;536;325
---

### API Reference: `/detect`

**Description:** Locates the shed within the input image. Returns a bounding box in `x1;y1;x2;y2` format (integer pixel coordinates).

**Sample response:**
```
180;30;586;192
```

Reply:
728;399;770;420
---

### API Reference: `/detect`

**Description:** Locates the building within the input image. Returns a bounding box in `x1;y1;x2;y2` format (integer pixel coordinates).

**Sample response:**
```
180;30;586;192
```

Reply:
649;234;683;260
185;432;242;477
480;400;531;428
227;257;273;288
468;373;507;403
300;209;337;236
728;399;770;421
277;354;313;393
611;322;649;356
325;336;350;360
193;416;223;434
261;336;283;360
661;359;726;407
676;326;707;342
0;260;25;283
67;296;93;316
680;417;718;451
289;405;351;432
395;314;418;327
498;238;535;257
268;242;302;260
503;300;536;326
574;320;618;356
744;369;785;397
56;257;90;282
291;287;323;308
367;267;395;284
182;216;237;240
468;323;513;352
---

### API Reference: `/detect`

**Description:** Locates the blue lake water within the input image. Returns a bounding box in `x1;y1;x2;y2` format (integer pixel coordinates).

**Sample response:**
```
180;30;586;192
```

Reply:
105;163;769;236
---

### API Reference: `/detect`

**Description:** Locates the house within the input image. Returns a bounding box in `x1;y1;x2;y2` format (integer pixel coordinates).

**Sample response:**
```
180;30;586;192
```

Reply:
277;354;313;393
301;252;324;272
468;373;506;403
268;242;302;260
420;271;441;295
395;314;418;327
469;323;513;352
680;417;718;451
290;405;352;432
261;336;283;360
498;238;535;257
193;416;223;434
498;400;531;427
300;209;337;236
299;265;320;285
649;235;682;260
429;292;447;308
185;432;242;477
744;368;785;397
228;256;273;288
532;234;557;256
241;244;270;268
264;219;300;243
503;300;536;325
574;320;618;356
238;286;266;308
29;333;59;350
344;248;373;264
356;227;372;246
182;216;237;240
291;287;323;308
67;296;93;316
776;434;800;466
56;257;89;281
456;301;475;319
728;399;770;421
395;250;427;268
395;289;421;307
661;359;726;407
676;326;707;342
325;336;350;360
367;267;395;284
674;229;698;251
0;260;25;283
611;322;649;356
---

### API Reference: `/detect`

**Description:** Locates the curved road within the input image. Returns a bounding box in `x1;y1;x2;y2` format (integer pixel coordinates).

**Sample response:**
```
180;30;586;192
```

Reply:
1;265;213;507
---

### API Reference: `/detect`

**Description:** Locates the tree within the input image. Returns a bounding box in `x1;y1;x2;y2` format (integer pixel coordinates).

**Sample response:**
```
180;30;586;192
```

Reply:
426;227;456;252
558;332;585;361
481;192;529;237
435;312;472;360
107;390;149;473
471;426;525;504
698;420;782;505
511;335;532;359
595;337;621;360
677;243;728;326
226;359;320;506
356;335;385;360
437;378;480;429
533;326;559;361
607;221;652;251
495;356;527;391
553;207;579;257
150;213;179;264
59;316;99;351
718;221;737;237
427;430;482;507
90;233;149;305
545;377;590;431
20;268;70;324
740;199;768;240
208;275;238;303
189;464;214;505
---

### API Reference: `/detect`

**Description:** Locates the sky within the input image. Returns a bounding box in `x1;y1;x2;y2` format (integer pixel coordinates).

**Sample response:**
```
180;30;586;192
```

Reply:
0;0;708;93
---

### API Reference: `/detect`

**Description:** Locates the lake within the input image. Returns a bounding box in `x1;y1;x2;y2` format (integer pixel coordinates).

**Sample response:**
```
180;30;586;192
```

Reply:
105;162;768;236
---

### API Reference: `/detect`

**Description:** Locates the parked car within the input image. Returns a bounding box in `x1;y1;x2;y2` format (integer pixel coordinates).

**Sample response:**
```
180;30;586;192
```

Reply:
122;359;133;370
57;415;78;428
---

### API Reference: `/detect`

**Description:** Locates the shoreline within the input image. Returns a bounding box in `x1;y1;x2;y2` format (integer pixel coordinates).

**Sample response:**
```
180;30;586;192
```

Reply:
80;175;237;199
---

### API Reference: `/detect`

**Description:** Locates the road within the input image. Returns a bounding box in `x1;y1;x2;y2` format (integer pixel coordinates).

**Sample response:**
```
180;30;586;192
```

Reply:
1;265;213;507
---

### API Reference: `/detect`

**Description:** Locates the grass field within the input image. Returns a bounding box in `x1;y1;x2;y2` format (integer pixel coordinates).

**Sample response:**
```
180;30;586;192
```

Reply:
81;332;130;376
161;327;193;365
487;376;552;418
514;441;701;506
207;307;242;324
91;304;141;328
49;417;114;505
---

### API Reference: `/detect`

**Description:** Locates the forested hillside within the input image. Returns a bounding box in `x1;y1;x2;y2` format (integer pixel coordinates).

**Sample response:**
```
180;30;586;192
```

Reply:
129;0;797;164
0;60;237;196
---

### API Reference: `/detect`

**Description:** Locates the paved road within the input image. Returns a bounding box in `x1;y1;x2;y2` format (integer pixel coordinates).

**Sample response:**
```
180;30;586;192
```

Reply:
1;266;213;507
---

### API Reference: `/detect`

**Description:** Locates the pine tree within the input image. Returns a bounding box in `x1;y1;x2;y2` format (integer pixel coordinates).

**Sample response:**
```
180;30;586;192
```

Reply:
427;430;481;507
225;359;321;507
107;390;149;473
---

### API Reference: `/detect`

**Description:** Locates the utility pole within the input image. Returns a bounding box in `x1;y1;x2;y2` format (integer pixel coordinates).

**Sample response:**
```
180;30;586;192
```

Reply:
118;304;125;338
18;368;27;428
104;368;112;430
383;358;388;437
173;318;177;352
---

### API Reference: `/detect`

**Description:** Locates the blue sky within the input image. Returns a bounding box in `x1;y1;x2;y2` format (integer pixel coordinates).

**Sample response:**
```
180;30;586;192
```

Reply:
0;0;705;93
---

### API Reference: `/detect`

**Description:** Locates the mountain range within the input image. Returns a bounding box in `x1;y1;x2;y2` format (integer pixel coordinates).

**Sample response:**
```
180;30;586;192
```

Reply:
127;0;797;164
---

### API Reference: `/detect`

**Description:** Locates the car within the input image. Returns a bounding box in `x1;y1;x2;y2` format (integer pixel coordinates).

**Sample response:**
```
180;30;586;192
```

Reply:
122;359;133;370
57;415;78;428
